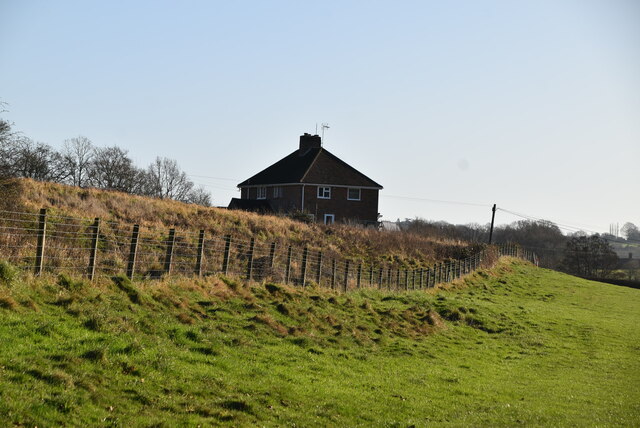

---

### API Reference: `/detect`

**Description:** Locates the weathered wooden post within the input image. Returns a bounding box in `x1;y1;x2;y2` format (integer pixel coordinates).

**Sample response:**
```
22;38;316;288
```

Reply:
285;245;293;284
331;259;337;289
126;224;140;280
195;229;205;277
246;237;255;280
222;235;231;275
87;217;100;281
34;208;47;276
387;268;392;290
300;246;309;286
344;260;350;292
369;265;374;287
164;228;176;275
356;262;362;288
315;250;323;285
378;267;383;289
268;242;277;269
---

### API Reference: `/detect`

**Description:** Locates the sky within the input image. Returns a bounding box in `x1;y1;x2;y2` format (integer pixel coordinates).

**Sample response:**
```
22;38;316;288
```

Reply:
1;0;639;233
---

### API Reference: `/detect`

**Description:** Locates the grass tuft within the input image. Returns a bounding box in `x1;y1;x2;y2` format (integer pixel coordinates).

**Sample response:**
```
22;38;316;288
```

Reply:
0;260;19;286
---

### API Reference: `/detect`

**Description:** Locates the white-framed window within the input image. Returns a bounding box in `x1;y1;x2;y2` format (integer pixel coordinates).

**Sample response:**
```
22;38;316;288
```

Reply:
324;214;335;225
317;186;331;199
273;187;283;198
347;188;361;201
256;186;266;199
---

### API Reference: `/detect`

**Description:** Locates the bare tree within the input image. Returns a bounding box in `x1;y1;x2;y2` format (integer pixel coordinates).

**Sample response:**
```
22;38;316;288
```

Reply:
61;136;94;187
88;146;138;192
1;137;68;182
562;235;618;278
144;157;194;201
621;222;640;242
184;186;212;206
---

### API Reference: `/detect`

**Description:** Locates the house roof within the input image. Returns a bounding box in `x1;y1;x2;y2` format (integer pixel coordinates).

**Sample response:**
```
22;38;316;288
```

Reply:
237;147;383;189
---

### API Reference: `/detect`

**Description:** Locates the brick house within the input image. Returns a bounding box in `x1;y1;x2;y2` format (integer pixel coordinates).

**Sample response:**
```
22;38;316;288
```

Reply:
229;133;383;225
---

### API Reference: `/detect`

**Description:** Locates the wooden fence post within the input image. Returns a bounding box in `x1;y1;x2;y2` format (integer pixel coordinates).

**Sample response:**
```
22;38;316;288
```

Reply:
344;260;350;292
222;235;231;275
396;269;400;291
315;251;323;285
285;246;292;284
357;262;362;288
369;265;374;286
195;230;205;277
300;246;309;286
87;217;100;281
378;267;383;289
164;228;176;275
34;208;47;276
246;237;255;280
331;259;337;289
126;224;140;280
268;242;277;269
420;269;424;289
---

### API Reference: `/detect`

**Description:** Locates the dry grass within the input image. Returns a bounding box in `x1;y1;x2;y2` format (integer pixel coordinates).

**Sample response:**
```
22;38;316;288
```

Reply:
5;178;472;269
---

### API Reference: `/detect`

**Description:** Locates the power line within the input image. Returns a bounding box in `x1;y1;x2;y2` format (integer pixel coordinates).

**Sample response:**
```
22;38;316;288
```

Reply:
381;194;491;208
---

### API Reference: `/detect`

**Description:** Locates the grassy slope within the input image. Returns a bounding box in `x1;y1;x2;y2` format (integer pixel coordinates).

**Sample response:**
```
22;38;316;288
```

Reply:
0;178;471;265
0;259;639;426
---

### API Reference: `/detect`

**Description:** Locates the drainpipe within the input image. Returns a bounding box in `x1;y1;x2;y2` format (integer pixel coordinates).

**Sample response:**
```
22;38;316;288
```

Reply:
301;184;305;212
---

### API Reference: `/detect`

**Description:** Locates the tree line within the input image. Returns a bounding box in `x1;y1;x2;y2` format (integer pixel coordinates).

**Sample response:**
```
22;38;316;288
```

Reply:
0;104;211;206
401;218;626;279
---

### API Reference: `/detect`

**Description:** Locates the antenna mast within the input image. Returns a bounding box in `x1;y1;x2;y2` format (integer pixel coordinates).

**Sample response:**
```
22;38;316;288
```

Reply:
321;123;330;146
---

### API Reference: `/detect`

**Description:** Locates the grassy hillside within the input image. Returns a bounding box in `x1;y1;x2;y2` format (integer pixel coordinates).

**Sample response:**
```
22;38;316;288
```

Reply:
0;258;638;426
0;178;474;269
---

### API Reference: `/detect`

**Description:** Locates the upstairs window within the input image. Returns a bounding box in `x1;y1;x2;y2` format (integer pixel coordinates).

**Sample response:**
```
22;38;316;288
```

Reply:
273;187;283;198
256;186;266;199
347;188;361;201
317;186;331;199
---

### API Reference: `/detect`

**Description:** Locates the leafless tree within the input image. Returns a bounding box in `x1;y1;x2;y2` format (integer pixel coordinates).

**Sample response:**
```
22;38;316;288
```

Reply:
88;146;138;192
144;157;194;201
1;137;68;182
184;186;212;206
61;136;94;187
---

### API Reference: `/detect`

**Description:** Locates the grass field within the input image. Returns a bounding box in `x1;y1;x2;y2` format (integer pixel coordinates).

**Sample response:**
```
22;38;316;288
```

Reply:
0;258;638;426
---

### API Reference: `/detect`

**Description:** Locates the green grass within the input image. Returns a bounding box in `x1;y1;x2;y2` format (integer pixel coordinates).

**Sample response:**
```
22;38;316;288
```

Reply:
0;259;639;426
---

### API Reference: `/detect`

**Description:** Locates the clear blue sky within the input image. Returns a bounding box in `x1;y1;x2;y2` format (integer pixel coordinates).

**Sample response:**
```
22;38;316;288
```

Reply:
1;0;638;233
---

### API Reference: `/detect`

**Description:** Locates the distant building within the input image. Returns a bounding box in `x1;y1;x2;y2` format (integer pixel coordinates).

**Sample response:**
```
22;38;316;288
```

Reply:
229;133;383;225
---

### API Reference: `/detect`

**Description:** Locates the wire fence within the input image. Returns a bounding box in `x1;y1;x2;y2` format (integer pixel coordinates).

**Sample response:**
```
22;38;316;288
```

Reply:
0;208;538;292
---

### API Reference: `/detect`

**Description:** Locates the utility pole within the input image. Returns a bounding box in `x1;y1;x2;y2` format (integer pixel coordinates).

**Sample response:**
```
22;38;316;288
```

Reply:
488;204;497;244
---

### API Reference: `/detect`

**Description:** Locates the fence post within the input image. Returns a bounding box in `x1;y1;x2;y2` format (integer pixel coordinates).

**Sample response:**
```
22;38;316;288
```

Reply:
268;242;277;269
195;230;205;277
331;259;337;289
404;270;409;290
222;235;231;275
246;237;255;280
357;262;362;288
164;228;176;275
396;269;400;291
387;268;392;290
34;208;47;276
87;217;100;281
378;267;383;289
126;224;140;280
285;245;293;284
344;260;350;292
419;268;424;289
315;251;323;285
300;246;309;286
369;265;374;286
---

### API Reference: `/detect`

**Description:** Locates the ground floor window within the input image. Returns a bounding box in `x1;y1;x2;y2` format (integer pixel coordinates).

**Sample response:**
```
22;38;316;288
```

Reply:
324;214;335;225
257;186;266;199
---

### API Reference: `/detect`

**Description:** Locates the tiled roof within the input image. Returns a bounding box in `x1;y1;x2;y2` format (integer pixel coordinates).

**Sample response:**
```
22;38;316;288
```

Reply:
237;147;382;189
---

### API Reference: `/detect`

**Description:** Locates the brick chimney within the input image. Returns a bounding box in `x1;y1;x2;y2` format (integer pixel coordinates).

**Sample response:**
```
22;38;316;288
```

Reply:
299;133;321;153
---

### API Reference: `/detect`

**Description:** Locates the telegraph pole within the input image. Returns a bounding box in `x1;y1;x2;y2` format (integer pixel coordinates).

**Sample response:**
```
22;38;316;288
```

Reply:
488;204;497;244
